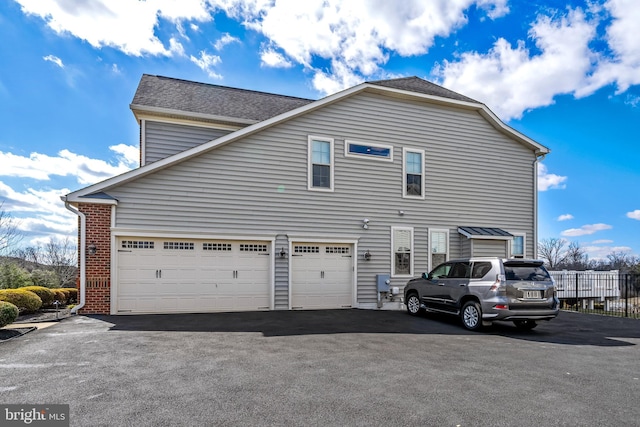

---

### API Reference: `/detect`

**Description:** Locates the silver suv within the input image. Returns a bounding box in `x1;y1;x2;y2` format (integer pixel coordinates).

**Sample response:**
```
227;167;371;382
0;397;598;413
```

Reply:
404;258;559;330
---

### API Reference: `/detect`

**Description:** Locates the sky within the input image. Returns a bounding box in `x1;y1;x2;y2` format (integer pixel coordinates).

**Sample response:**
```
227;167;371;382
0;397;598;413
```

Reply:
0;0;639;261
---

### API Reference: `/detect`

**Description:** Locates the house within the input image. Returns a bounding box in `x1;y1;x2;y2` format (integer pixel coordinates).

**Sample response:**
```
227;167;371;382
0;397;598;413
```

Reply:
62;74;550;315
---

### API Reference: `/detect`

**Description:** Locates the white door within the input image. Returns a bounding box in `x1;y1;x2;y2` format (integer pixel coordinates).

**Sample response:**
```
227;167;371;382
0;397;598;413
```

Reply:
290;243;353;309
116;238;271;314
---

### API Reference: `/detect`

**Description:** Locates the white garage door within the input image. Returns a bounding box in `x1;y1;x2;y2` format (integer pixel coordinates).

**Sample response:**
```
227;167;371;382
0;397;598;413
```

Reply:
116;238;271;314
290;243;353;309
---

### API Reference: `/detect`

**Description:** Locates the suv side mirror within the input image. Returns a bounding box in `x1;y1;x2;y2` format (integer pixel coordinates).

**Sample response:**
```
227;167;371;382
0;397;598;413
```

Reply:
422;272;429;280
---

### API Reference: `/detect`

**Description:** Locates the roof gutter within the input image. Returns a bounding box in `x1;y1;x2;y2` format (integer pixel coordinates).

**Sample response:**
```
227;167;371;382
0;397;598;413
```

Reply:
62;198;86;314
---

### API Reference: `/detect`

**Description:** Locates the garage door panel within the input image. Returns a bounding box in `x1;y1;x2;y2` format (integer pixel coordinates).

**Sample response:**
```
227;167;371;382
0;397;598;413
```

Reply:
291;243;353;310
117;238;271;314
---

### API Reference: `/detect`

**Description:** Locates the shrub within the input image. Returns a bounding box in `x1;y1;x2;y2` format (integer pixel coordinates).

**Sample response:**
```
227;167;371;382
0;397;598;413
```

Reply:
60;288;78;304
0;289;42;313
0;301;19;327
0;262;33;289
19;286;55;307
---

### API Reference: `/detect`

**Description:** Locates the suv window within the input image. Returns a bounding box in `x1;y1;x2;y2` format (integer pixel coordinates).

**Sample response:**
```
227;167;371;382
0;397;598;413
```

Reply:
504;265;551;281
471;262;492;279
430;263;452;279
449;262;471;278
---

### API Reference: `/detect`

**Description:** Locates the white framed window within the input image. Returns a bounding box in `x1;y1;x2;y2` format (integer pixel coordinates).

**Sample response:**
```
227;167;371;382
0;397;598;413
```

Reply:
403;148;425;199
429;229;449;271
344;140;393;162
510;233;526;258
308;136;334;191
391;227;414;277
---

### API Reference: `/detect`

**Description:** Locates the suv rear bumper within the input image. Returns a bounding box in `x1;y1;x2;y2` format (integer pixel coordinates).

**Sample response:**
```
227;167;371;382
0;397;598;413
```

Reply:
481;298;560;322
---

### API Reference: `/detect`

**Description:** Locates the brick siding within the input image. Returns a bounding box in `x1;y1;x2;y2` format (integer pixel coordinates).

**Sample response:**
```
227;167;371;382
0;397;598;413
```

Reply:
77;204;112;314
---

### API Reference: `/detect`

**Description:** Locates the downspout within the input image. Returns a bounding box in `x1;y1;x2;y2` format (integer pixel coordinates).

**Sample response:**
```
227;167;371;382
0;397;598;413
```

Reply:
533;153;546;259
62;198;86;314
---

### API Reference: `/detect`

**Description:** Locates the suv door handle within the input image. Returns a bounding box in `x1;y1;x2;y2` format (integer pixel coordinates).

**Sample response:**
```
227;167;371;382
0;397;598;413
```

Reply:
438;283;445;286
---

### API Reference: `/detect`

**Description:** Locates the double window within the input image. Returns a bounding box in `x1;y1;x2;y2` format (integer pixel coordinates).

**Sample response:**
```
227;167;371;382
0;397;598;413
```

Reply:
403;148;425;198
308;136;334;191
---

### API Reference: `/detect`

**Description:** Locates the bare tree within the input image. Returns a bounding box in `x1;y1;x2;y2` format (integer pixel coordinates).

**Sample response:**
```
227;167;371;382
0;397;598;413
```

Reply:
0;202;21;255
44;237;77;287
537;238;568;269
561;241;588;270
606;251;639;272
13;237;77;287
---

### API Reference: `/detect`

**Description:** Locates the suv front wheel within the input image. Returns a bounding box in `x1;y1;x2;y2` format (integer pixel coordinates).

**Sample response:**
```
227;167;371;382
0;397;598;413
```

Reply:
461;301;482;331
406;293;423;316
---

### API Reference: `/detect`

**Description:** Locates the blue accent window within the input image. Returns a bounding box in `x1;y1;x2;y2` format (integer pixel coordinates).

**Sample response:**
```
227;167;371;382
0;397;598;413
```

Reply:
348;144;391;158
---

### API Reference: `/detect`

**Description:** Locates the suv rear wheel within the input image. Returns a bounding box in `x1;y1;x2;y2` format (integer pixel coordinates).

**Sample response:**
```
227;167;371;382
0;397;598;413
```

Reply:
406;293;423;316
461;301;482;331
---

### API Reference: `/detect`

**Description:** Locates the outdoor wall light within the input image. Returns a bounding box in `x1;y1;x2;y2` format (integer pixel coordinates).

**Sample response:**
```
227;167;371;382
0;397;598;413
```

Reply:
362;218;370;229
87;243;97;255
364;250;372;261
279;247;287;258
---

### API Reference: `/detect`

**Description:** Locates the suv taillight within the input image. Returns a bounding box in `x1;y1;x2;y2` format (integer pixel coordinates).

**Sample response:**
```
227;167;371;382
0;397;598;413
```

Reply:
490;274;506;292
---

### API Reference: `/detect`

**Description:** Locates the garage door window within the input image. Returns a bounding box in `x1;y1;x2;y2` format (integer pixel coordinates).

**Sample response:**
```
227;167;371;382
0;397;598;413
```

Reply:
121;240;154;249
164;242;195;250
203;243;231;251
295;246;320;253
326;247;350;254
240;244;268;252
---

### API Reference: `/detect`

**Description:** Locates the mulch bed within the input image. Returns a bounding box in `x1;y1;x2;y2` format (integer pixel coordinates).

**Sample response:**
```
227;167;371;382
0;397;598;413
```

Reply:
0;326;37;342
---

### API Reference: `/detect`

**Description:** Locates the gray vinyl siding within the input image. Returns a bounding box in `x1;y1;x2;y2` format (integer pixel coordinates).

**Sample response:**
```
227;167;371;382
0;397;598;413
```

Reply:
473;240;508;257
274;234;289;309
110;92;537;305
460;237;472;259
144;120;233;164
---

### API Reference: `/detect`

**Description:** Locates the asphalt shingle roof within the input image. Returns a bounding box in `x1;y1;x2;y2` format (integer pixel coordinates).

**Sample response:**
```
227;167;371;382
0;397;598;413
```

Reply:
131;74;315;122
367;76;478;103
132;75;479;124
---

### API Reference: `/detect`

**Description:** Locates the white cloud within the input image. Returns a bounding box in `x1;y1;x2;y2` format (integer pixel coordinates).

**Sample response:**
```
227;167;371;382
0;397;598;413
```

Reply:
221;0;510;94
214;33;240;51
557;214;574;221
561;223;612;237
627;210;640;220
16;0;213;56
169;38;186;56
43;54;64;68
625;94;640;108
577;0;640;97
434;8;597;120
538;163;567;191
592;239;614;244
0;145;139;185
260;49;293;68
0;181;76;239
189;50;222;79
582;244;633;260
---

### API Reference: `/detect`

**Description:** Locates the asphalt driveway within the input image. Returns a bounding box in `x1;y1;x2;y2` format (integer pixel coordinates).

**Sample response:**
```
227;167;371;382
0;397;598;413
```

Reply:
1;309;639;426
